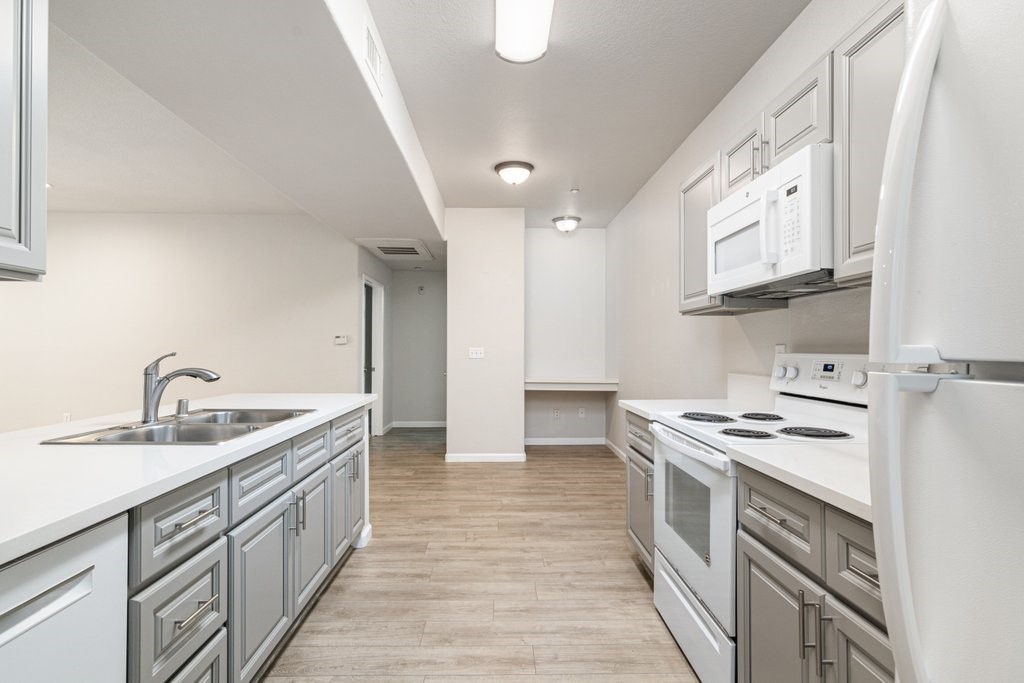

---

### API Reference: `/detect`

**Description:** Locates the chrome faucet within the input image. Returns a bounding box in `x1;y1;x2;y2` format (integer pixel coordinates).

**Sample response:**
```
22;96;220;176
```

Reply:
142;352;221;424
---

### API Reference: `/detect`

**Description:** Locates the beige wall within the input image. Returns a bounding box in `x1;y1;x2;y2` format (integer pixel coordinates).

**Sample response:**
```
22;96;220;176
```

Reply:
605;0;878;452
445;208;525;460
392;270;446;425
0;213;382;432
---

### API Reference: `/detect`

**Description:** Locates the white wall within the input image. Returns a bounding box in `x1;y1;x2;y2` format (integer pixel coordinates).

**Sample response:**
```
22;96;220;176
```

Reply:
605;0;878;453
525;392;607;444
0;213;380;432
391;270;446;426
445;208;525;460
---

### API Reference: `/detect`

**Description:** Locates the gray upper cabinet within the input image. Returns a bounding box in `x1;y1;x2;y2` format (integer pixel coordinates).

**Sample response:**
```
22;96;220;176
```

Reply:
765;55;833;169
738;530;821;683
679;155;722;313
722;113;765;197
0;0;46;281
833;0;906;284
823;595;895;683
292;464;332;614
228;491;293;683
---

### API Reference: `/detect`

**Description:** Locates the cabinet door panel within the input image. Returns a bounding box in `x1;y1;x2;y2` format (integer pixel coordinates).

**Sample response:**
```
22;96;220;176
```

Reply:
833;0;906;283
738;531;820;683
824;596;895;683
0;0;20;240
349;446;366;540
766;55;833;168
330;455;351;565
228;492;292;683
679;155;722;312
293;465;332;613
722;114;764;196
626;455;653;566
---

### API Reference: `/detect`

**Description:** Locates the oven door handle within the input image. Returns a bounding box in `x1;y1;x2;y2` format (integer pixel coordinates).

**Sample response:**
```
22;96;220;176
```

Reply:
650;423;730;473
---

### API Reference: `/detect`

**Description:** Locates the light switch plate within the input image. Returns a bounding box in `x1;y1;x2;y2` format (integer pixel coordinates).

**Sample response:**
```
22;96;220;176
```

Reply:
468;347;485;359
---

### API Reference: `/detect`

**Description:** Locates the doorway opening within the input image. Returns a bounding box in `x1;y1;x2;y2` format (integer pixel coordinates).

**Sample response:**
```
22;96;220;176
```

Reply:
362;275;386;436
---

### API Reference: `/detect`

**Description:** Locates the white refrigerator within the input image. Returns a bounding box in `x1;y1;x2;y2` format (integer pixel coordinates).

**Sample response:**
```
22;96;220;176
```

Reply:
868;1;1024;682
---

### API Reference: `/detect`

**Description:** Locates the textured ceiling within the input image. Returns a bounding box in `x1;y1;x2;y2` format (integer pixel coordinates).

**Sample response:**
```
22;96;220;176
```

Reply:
367;0;812;228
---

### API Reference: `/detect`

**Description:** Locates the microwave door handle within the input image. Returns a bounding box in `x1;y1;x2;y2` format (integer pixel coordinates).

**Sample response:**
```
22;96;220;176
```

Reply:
759;189;779;265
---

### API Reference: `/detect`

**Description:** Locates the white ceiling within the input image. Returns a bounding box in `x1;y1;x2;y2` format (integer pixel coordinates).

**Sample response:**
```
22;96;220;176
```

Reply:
367;0;812;228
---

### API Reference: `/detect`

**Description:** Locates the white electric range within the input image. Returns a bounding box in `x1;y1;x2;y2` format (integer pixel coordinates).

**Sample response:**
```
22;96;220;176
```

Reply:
649;353;869;683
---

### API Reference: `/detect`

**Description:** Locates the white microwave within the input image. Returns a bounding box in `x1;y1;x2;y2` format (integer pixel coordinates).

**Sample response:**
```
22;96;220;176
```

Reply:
707;144;833;297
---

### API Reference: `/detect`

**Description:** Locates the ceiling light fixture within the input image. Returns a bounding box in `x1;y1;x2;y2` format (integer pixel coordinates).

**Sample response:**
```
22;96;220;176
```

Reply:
494;161;534;185
552;215;581;233
495;0;554;64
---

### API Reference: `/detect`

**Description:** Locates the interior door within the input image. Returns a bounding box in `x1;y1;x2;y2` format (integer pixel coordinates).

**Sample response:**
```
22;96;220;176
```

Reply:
869;376;1024;683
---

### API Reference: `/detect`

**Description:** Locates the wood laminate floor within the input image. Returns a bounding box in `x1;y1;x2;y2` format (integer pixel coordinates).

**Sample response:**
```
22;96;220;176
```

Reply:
266;428;697;682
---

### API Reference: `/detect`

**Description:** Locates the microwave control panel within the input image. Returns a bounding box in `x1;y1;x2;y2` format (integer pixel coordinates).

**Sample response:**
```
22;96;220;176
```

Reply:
782;184;802;257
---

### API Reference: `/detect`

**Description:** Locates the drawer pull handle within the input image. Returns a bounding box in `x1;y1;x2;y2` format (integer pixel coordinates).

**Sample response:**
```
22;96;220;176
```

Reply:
174;506;220;532
174;593;218;632
754;505;786;526
850;565;881;588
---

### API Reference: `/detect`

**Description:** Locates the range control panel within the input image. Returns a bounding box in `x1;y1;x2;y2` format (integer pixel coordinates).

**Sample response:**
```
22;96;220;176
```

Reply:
770;353;869;405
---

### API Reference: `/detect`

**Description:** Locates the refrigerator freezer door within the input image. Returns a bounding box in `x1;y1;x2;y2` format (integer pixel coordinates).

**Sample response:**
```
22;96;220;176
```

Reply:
871;0;1024;365
869;374;1024;683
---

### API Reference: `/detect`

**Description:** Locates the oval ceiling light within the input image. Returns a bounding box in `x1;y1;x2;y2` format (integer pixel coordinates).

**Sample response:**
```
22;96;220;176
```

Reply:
495;0;555;64
552;215;581;233
494;161;534;185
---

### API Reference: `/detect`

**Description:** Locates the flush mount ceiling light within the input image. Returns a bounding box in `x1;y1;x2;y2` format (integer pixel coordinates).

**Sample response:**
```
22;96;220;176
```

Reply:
494;161;534;185
495;0;555;64
552;215;581;233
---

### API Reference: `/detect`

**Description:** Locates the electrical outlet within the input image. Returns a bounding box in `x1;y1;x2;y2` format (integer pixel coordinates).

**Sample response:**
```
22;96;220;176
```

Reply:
62;411;72;423
774;343;787;355
577;407;586;419
468;347;485;359
553;408;561;420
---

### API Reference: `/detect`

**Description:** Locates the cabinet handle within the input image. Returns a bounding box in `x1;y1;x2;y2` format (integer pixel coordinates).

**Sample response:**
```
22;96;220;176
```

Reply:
750;140;759;178
299;493;307;530
174;593;218;632
753;504;787;527
760;137;770;173
797;590;810;660
287;501;299;535
174;505;220;533
644;470;654;501
814;601;835;676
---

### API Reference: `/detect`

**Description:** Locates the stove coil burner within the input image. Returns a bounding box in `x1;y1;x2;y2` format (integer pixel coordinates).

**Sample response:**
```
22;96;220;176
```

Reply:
740;412;785;422
720;428;775;439
680;412;736;423
778;426;851;439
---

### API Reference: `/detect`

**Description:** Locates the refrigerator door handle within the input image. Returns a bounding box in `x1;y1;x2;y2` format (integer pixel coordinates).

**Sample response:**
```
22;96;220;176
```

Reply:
868;0;949;366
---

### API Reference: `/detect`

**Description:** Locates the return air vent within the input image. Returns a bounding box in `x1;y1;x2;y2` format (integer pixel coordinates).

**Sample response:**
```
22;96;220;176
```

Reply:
365;26;384;93
355;238;434;262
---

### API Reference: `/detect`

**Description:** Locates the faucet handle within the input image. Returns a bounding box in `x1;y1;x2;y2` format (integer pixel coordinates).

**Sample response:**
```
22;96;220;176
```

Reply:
145;351;177;375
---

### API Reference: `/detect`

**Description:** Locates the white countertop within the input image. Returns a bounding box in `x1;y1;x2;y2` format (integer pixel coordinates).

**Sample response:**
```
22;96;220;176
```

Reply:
727;442;872;522
618;398;734;420
0;393;374;566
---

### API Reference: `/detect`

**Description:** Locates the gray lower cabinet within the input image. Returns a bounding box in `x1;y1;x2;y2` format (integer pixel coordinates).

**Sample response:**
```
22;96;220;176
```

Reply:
626;450;653;570
292;464;332;614
129;538;228;683
329;453;352;565
833;0;906;284
349;445;365;540
228;491;294;683
170;628;228;683
738;530;822;683
228;441;292;525
824;596;895;683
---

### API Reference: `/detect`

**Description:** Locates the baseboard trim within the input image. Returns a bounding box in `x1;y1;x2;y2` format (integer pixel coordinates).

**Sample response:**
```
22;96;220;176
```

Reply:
605;438;629;463
445;452;527;463
381;422;394;435
392;421;447;428
353;523;372;548
525;437;608;446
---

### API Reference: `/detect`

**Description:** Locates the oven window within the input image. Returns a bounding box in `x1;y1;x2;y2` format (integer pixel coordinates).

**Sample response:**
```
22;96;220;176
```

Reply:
664;460;711;563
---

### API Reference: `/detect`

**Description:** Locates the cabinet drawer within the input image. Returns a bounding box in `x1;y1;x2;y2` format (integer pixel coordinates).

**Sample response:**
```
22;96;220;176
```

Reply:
293;423;330;481
331;412;364;455
825;507;884;627
737;466;824;580
229;441;293;524
129;538;228;683
131;471;229;586
169;627;227;683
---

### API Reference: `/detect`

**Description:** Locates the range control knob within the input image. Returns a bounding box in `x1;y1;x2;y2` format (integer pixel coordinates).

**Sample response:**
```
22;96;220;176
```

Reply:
785;366;799;380
851;370;868;388
774;365;787;379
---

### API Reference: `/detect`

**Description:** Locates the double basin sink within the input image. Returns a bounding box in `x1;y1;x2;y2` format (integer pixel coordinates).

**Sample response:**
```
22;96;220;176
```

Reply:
44;409;314;445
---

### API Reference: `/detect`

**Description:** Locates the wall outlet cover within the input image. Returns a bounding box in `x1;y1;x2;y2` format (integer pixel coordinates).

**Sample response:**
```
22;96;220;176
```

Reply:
577;408;586;418
469;347;485;359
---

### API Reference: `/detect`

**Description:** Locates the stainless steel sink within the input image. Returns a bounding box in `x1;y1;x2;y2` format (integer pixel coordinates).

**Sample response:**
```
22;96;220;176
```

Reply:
41;408;314;445
96;423;260;444
180;409;312;424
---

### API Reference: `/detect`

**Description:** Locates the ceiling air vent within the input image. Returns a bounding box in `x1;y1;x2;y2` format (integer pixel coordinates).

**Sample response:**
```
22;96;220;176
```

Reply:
355;238;434;262
365;26;384;93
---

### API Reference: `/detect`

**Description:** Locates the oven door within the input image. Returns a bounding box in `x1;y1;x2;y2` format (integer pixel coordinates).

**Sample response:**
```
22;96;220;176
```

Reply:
651;423;737;635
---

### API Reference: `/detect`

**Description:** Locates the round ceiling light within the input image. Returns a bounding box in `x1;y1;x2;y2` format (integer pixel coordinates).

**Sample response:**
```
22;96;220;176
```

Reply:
494;161;534;185
552;215;581;233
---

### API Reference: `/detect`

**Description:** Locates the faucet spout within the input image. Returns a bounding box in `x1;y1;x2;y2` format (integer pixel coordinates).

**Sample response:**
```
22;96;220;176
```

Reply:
142;353;221;423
